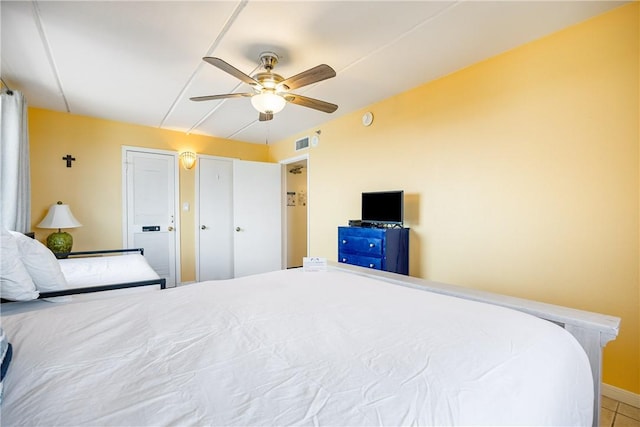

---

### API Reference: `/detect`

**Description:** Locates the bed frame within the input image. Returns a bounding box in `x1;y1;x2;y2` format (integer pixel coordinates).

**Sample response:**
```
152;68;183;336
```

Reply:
329;261;620;427
39;248;166;299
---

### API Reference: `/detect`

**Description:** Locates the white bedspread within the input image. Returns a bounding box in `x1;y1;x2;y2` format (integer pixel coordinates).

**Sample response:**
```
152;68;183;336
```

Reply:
0;269;593;426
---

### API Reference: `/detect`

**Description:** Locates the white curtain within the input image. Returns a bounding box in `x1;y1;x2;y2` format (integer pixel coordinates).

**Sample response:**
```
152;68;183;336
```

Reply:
0;90;31;232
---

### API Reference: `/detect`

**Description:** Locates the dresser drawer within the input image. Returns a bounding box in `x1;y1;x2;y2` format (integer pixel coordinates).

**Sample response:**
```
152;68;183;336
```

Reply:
338;254;382;270
339;235;383;256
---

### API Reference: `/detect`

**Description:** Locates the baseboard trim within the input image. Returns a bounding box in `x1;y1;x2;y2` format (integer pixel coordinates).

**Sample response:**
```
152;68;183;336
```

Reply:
602;383;640;408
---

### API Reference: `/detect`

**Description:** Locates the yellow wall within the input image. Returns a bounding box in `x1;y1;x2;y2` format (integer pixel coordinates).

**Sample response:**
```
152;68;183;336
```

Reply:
269;4;639;394
28;109;269;282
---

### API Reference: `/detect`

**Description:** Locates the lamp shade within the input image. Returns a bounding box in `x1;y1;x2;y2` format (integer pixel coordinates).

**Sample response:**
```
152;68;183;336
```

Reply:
37;202;82;229
251;92;286;114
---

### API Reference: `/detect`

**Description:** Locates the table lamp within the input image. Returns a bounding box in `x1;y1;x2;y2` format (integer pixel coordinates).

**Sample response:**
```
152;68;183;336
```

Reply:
37;201;82;256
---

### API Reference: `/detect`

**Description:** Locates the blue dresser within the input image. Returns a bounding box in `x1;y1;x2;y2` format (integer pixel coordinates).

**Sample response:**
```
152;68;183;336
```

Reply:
338;226;409;275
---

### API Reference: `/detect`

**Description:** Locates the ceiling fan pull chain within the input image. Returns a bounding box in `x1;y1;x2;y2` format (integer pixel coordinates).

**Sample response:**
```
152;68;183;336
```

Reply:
265;121;270;145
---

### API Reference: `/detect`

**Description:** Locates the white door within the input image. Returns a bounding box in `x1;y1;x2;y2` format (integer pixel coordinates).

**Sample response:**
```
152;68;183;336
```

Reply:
123;148;178;286
196;158;282;280
233;159;282;277
197;157;234;280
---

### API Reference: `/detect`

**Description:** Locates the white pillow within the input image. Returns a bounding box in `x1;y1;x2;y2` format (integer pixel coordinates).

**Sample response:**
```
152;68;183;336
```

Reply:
0;229;39;301
8;230;69;295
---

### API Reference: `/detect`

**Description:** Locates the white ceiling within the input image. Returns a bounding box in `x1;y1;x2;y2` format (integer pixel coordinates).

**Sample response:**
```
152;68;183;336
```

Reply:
1;1;627;144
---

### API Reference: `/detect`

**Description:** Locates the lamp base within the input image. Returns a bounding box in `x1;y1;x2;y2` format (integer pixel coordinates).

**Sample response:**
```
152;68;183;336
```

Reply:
46;231;73;258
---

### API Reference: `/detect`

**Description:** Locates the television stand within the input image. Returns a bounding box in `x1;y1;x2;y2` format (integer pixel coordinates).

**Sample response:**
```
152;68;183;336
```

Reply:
338;226;409;275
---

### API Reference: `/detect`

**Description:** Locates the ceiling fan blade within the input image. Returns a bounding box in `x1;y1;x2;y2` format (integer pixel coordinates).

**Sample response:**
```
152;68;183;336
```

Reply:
280;64;336;90
190;93;253;102
259;112;273;122
203;57;261;87
284;94;338;113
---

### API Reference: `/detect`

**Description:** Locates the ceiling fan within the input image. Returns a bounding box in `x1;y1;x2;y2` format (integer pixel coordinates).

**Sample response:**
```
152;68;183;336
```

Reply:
190;52;338;121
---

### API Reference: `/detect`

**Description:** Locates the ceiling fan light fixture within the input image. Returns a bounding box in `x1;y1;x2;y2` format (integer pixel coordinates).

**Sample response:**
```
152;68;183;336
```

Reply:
251;92;286;115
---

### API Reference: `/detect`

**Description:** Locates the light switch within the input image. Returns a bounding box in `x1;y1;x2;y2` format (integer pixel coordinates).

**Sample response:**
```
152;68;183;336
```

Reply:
183;202;190;212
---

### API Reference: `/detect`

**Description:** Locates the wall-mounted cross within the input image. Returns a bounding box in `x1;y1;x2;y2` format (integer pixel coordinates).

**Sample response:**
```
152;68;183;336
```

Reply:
62;154;76;167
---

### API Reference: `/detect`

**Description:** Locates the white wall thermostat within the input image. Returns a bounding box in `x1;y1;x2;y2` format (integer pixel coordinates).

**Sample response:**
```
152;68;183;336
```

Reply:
311;134;319;147
362;111;374;127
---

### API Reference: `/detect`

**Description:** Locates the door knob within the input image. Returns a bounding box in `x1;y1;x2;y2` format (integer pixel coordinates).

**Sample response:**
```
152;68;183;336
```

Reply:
201;225;207;230
168;226;174;231
235;227;241;232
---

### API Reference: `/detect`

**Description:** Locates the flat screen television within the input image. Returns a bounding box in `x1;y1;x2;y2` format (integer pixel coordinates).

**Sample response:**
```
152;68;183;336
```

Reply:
361;190;404;226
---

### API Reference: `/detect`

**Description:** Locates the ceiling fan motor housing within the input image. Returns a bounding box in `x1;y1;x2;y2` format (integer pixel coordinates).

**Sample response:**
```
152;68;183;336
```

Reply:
253;72;286;91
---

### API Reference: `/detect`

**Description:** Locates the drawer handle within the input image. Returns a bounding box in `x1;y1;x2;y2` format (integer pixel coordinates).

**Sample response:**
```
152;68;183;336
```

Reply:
369;243;375;248
342;239;347;244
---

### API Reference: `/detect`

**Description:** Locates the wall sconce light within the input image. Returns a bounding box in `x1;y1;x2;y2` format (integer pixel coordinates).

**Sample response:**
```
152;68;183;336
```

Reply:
180;151;196;170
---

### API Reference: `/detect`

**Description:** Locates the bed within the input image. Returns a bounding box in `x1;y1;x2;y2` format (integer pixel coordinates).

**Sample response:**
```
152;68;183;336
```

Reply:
0;259;620;426
0;227;166;302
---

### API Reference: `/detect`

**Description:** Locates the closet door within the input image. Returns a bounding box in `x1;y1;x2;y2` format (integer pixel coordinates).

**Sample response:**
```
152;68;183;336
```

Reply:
197;157;282;281
233;160;282;277
197;157;234;280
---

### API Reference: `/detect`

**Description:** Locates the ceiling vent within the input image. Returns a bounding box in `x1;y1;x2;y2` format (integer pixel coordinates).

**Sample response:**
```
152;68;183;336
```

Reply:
295;136;310;151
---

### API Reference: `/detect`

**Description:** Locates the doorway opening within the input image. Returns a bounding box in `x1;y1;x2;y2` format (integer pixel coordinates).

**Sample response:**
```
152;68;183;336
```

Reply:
282;156;308;268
